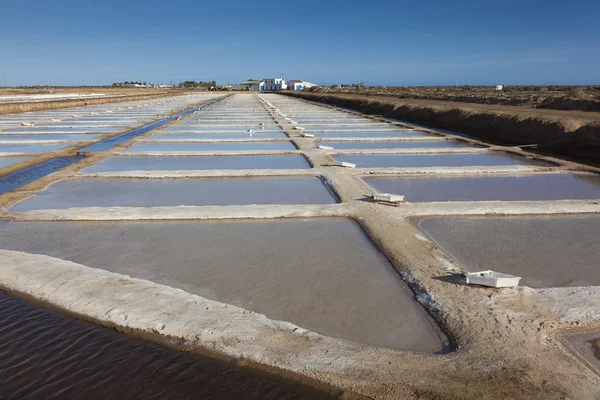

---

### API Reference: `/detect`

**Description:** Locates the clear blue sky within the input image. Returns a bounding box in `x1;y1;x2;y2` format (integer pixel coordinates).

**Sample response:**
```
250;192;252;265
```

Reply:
1;0;598;86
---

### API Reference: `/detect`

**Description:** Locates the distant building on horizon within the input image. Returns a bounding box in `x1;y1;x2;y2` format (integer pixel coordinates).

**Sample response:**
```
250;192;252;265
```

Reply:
239;76;317;91
261;76;288;91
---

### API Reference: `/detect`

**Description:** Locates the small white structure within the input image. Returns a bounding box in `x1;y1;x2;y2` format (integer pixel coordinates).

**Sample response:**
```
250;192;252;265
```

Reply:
318;144;334;150
496;85;503;91
287;80;305;90
301;133;315;138
293;126;305;131
465;270;521;288
287;80;318;90
333;161;356;168
373;193;405;203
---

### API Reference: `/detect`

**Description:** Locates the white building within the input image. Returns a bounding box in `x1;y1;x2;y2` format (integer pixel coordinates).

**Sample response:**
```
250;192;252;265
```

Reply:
261;76;287;91
253;76;319;91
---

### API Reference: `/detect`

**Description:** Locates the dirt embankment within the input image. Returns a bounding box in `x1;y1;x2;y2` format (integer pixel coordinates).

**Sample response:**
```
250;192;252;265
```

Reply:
307;86;600;112
0;91;188;115
285;92;600;165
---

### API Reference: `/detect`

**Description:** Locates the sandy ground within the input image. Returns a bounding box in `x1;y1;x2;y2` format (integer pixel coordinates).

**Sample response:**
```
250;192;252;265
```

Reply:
0;94;600;399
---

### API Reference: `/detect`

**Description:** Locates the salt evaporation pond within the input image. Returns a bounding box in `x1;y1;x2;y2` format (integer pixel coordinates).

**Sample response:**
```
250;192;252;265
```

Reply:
366;174;600;202
12;177;336;210
416;215;600;287
0;219;447;351
335;153;553;168
83;155;311;171
126;141;296;152
321;140;481;150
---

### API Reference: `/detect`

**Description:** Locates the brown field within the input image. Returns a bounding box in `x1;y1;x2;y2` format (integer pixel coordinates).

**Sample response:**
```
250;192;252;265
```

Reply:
307;85;600;112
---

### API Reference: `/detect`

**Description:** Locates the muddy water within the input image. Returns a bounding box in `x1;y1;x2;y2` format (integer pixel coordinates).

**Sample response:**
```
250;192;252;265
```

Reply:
12;177;336;210
0;156;30;168
561;330;600;375
0;219;447;351
83;155;310;171
0;293;335;399
322;140;482;150
126;141;297;152
416;215;600;287
336;153;552;168
366;173;600;202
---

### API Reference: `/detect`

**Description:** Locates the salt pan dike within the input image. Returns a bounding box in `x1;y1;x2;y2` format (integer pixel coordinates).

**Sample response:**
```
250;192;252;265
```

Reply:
3;92;600;399
0;93;109;104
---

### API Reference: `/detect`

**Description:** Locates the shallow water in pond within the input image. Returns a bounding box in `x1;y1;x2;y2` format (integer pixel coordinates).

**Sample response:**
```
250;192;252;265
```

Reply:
322;140;481;150
0;294;334;399
308;127;406;132
83;155;310;171
164;126;282;132
0;157;30;169
416;215;600;287
366;173;600;202
4;127;118;134
315;131;434;139
12;177;336;210
0;219;447;351
149;132;288;140
126;141;296;152
0;134;101;142
190;122;279;126
0;143;71;153
336;153;552;168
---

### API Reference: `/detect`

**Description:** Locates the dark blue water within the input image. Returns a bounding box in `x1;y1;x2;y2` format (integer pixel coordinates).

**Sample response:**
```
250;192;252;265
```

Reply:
0;156;84;195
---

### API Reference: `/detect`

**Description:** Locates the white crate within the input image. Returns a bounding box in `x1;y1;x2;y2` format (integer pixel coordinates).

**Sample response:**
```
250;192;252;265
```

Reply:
318;144;334;150
373;193;405;203
333;161;356;168
466;270;521;288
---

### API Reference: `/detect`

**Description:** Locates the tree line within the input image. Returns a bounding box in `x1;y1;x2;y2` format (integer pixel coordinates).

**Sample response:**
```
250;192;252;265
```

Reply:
178;81;216;88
